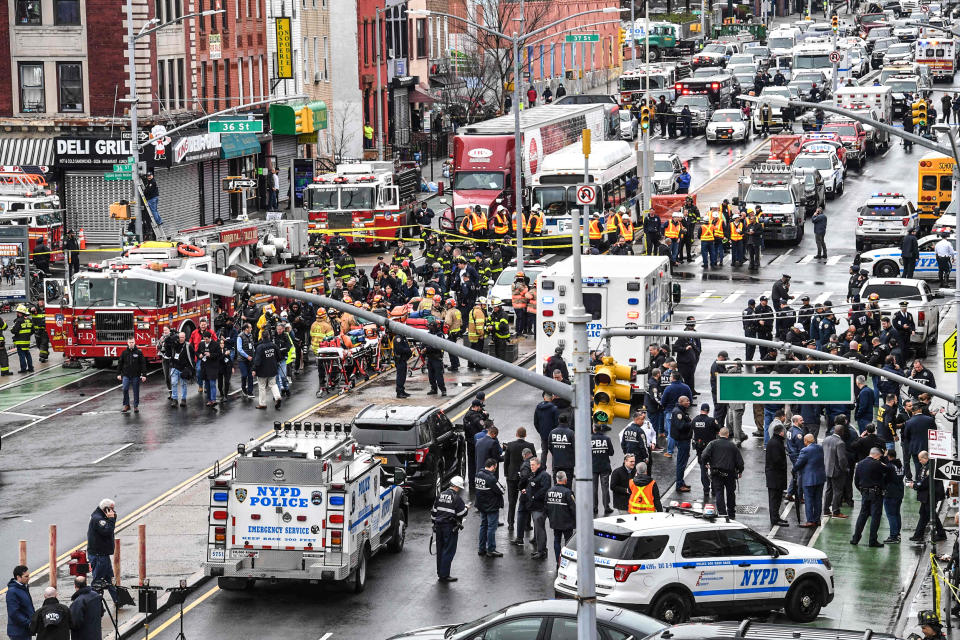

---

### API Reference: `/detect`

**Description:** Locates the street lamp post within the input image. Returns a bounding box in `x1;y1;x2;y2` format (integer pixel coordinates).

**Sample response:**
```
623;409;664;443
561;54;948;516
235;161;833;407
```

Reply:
124;3;224;241
376;7;384;161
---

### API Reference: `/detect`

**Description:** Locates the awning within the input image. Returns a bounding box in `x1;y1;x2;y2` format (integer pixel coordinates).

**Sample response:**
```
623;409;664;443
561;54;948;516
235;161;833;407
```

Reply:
0;137;53;168
220;132;261;159
409;88;437;104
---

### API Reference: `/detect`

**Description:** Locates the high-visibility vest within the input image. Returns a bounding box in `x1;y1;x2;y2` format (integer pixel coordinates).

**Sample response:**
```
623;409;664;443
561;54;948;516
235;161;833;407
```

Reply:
606;212;621;234
525;289;537;315
511;211;525;232
730;220;743;241
474;209;488;231
310;319;334;351
511;283;528;310
588;219;603;240
491;212;509;235
459;211;473;235
628;479;657;514
664;220;680;239
712;217;725;239
467;308;486;342
527;211;544;234
700;224;715;241
618;216;634;240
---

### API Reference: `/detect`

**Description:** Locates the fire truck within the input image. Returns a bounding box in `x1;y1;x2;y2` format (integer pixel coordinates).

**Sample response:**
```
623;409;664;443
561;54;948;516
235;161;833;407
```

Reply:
42;219;313;363
0;170;64;262
203;422;408;592
303;161;420;249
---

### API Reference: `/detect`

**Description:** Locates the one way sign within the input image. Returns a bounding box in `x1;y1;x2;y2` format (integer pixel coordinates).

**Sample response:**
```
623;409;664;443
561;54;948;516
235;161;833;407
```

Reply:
935;459;960;481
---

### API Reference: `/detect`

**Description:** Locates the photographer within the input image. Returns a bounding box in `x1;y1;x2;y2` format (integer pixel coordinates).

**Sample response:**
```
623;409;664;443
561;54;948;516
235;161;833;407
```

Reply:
69;576;101;640
86;499;118;605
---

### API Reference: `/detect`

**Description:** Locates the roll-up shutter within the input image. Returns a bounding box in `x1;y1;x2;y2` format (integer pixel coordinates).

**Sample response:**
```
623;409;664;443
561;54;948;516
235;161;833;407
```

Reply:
199;159;233;224
65;172;131;244
154;164;200;235
272;136;297;207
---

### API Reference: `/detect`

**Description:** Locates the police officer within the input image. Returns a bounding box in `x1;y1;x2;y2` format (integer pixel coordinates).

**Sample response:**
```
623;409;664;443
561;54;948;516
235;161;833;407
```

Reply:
591;423;614;516
463;399;487;485
692;403;719;500
883;448;905;544
393;330;411;398
546;471;576;565
29;587;71;640
524;457;552;560
742;299;758;361
489;299;511;360
424;320;447;396
87;499;118;604
475;459;504;558
851;447;895;547
431;475;468;582
700;428;745;518
754;296;775;343
12;305;33;373
549;420;576;483
892;301;917;359
671;396;693;493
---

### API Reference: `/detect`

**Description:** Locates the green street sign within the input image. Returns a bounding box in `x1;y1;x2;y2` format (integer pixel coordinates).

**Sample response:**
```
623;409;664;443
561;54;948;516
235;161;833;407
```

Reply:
208;119;265;133
716;374;853;404
565;33;600;43
104;172;132;182
113;163;134;172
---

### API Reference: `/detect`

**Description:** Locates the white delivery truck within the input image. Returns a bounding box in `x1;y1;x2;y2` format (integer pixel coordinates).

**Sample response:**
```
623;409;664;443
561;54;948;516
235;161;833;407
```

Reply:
535;255;675;403
202;423;408;593
834;85;893;154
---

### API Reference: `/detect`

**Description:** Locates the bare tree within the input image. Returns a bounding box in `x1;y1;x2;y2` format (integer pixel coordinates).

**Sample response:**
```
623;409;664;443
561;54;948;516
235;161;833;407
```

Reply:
330;103;361;162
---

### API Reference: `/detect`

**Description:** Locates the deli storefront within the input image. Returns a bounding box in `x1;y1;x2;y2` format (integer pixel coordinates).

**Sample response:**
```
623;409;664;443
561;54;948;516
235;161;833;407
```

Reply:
55;129;267;244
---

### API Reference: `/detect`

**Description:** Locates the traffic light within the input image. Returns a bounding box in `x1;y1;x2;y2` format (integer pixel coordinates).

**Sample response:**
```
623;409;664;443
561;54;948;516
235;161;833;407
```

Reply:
295;106;314;134
592;356;636;425
831;14;838;30
618;28;626;48
640;105;651;131
913;100;928;127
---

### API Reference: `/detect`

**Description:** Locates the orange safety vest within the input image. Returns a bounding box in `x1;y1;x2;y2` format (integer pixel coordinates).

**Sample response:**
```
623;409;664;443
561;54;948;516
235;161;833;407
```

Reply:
474;209;488;231
628;479;657;514
711;217;725;239
491;212;509;235
527;211;544;234
458;210;474;235
664;220;680;239
606;212;620;234
525;289;537;314
511;283;528;310
730;220;743;241
618;215;634;240
700;224;714;241
511;211;525;232
588;219;603;240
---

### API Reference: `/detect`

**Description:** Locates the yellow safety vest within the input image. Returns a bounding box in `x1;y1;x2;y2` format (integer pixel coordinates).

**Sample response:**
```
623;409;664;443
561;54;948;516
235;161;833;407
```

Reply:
700;224;715;241
628;479;657;514
467;308;486;342
730;221;743;241
491;212;509;235
588;219;603;240
664;220;680;239
712;218;725;239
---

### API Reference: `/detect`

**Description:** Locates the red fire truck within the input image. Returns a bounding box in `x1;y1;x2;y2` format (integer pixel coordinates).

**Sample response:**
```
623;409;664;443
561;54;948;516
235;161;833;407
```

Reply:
43;219;312;363
303;161;420;248
0;170;64;262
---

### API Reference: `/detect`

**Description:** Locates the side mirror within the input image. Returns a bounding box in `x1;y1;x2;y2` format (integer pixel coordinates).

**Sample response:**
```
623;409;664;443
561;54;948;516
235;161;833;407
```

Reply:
393;468;407;485
439;197;448;204
672;282;682;304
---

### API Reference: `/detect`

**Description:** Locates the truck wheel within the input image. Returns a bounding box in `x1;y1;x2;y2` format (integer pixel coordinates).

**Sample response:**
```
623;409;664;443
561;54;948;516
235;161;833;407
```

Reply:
649;48;661;62
650;590;692;624
387;508;407;553
350;547;369;593
217;577;253;591
785;579;824;622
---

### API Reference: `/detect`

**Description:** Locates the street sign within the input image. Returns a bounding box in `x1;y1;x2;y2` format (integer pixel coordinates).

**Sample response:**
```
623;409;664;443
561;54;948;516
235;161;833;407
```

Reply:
113;163;133;173
715;374;854;403
945;329;957;372
221;177;257;192
935;458;960;481
103;172;132;182
576;184;598;205
565;33;600;43
921;4;930;12
829;50;842;63
929;429;953;459
208;119;264;134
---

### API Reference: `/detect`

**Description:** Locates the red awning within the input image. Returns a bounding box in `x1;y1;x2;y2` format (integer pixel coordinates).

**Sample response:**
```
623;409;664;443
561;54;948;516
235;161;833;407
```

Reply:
408;88;437;104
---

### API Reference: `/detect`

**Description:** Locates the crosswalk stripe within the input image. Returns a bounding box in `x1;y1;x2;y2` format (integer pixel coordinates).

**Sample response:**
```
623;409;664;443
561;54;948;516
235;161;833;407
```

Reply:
722;290;744;305
689;290;715;305
813;291;835;304
826;254;845;265
798;255;815;264
768;249;794;265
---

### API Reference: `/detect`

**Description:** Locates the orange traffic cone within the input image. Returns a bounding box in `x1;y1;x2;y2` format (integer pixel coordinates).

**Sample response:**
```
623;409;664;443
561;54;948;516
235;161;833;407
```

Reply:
78;228;86;250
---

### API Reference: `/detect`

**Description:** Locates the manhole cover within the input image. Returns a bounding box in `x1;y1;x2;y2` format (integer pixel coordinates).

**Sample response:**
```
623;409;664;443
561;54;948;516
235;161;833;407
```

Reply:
735;505;760;515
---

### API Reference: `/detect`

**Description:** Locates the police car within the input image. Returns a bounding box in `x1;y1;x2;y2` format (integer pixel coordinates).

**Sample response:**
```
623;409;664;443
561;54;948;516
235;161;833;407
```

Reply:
553;512;834;624
855;192;920;251
791;147;844;198
858;233;956;280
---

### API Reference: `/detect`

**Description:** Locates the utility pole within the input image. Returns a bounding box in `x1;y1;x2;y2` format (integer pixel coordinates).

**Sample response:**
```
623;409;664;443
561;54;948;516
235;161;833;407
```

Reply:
513;33;525;265
573;129;597;640
125;0;142;242
631;0;637;70
641;0;652;212
375;7;384;161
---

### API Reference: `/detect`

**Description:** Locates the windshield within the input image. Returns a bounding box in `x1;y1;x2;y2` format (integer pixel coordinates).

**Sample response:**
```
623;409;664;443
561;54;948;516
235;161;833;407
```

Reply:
73;278;115;308
693;68;722;77
567;530;670;560
736;74;755;85
873;39;895;51
885;79;918;92
826;124;857;136
496;267;543;286
887;44;912;55
654;160;675;173
34;212;58;225
453;171;505;190
620;76;665;91
861;284;924;299
745;186;794;204
116;280;160;308
761;87;791;99
703;44;726;54
676;95;710;108
306;187;339;211
794;156;833;170
338;186;374;210
769;37;794;49
863;204;909;216
711;112;743;122
556;95;613;104
728;55;755;65
793;54;831;69
533;186;576;216
32;201;58;210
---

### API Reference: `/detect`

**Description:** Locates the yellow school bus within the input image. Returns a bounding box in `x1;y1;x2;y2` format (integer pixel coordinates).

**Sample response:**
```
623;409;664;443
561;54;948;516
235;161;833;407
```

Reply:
918;152;955;230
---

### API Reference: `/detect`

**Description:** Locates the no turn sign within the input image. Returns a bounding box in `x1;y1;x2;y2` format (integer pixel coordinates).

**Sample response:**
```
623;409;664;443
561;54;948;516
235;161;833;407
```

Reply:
829;50;842;63
576;184;598;205
922;4;930;12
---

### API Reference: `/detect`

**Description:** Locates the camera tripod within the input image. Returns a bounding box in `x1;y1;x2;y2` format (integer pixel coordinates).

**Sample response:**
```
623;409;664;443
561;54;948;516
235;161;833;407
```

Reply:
166;586;190;640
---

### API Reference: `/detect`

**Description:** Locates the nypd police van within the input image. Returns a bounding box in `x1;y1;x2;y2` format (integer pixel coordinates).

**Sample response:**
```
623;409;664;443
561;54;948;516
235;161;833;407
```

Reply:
202;422;408;593
554;513;834;623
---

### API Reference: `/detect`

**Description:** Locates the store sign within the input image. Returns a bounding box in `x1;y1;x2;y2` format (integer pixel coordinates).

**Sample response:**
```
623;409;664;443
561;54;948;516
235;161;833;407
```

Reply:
219;226;259;248
55;136;136;167
276;17;293;79
172;132;221;165
209;33;222;60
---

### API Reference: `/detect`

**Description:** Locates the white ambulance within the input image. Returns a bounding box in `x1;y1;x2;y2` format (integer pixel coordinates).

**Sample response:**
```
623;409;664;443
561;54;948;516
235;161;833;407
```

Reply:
535;255;676;402
203;422;408;593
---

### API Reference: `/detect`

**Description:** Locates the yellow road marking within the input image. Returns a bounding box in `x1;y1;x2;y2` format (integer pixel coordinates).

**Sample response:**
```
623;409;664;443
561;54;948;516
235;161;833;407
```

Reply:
144;584;221;639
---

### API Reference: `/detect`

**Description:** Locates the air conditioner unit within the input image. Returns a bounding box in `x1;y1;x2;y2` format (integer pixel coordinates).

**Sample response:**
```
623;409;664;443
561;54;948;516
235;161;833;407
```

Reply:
314;71;321;82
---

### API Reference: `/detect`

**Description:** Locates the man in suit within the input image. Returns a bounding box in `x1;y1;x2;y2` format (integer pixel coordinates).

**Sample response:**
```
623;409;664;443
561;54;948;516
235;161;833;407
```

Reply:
503;428;535;530
822;424;851;519
765;423;790;527
794;434;827;527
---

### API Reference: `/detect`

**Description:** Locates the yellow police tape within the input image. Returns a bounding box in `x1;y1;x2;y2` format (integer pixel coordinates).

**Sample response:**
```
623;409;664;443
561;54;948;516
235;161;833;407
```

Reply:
931;551;953;615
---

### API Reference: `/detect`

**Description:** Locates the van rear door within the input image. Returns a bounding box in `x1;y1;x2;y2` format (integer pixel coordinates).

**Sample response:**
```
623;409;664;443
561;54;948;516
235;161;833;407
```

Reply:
228;482;325;553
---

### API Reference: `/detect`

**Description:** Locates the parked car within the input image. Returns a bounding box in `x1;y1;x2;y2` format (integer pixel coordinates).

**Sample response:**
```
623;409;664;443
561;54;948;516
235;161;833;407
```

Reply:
706;109;751;143
859;277;942;356
855;192;919;250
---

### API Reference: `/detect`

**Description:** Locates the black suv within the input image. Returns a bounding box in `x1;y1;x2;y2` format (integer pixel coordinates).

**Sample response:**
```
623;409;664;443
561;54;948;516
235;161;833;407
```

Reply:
352;404;466;503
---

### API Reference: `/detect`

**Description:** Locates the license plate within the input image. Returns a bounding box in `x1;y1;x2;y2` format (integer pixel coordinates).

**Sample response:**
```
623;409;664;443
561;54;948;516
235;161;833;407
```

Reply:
209;548;225;562
232;549;259;559
560;557;569;568
720;134;730;139
376;456;388;466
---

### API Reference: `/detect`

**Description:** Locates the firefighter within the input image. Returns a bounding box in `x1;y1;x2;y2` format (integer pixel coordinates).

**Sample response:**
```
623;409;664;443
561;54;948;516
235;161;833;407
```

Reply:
588;213;604;251
511;273;529;336
524;282;538;333
31;303;49;363
391;239;413;266
490;205;510;241
12;304;33;373
490;298;511;360
333;247;356;281
0;314;11;375
466;298;487;370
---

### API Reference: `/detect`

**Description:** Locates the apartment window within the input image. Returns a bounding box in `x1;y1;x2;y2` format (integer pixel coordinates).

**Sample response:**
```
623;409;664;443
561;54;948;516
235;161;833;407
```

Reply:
248;55;255;99
313;37;318;81
213;59;220;110
362;20;369;66
158;61;166;109
177;58;185;109
156;0;166;23
18;63;44;112
168;59;175;110
323;36;329;81
256;0;261;19
303;37;309;80
55;0;81;25
201;63;208;107
246;0;250;18
224;59;231;108
58;62;82;112
174;0;181;19
199;0;205;31
16;0;42;25
416;18;426;59
221;1;227;30
238;57;244;104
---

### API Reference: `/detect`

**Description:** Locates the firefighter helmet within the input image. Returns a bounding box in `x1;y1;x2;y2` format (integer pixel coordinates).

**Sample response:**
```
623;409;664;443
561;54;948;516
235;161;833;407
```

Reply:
15;304;29;314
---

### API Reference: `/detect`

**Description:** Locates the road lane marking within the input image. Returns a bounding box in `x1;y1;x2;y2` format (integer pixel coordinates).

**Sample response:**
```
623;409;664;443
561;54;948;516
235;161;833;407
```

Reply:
319;634;333;640
451;363;535;422
1;380;136;438
0;368;103;412
826;254;845;265
92;443;134;464
1;411;43;419
768;249;794;266
145;585;220;639
798;255;815;264
689;290;715;305
722;290;744;305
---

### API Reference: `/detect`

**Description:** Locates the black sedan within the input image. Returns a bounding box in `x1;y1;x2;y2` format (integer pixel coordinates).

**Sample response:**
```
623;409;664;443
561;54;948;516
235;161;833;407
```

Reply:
387;599;667;640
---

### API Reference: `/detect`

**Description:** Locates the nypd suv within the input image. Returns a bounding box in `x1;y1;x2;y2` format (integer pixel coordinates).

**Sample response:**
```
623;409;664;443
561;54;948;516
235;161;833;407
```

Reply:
554;513;834;624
